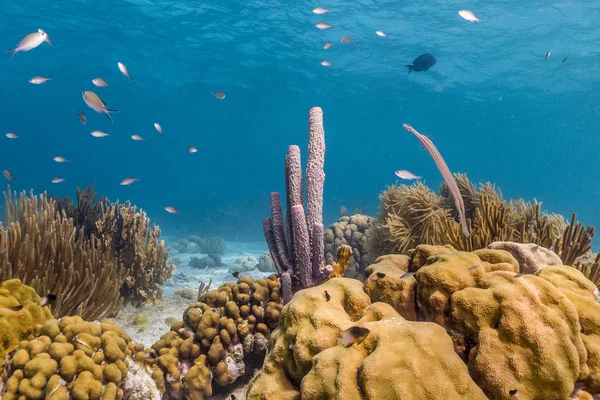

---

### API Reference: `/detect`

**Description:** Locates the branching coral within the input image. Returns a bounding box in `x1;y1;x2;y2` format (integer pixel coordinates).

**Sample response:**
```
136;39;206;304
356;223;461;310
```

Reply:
367;175;595;269
0;187;126;320
96;201;174;304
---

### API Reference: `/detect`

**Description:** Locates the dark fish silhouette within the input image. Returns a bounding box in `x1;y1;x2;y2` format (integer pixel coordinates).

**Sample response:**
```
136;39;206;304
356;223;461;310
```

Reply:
406;54;437;73
232;271;240;279
7;305;23;311
324;290;330;301
39;294;57;307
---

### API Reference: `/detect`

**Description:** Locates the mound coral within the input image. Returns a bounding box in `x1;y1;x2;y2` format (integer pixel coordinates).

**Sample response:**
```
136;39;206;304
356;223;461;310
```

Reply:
0;313;160;400
367;175;595;269
0;279;53;370
151;275;283;399
263;107;332;303
324;214;374;278
247;278;486;400
248;244;600;399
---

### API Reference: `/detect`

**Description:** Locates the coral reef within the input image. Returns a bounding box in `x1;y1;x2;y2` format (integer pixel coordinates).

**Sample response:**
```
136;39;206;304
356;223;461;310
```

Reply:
229;256;258;273
247;278;486;400
367;175;595;269
151;275;283;399
0;314;160;400
169;236;227;255
0;279;53;370
324;214;374;278
1;187;127;320
96;201;174;304
188;254;222;269
54;185;106;239
257;253;275;273
247;244;600;399
263;107;332;303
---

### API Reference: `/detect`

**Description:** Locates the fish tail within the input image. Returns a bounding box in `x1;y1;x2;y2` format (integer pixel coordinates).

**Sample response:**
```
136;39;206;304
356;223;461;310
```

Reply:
104;112;114;123
5;49;16;59
406;65;413;73
106;108;119;113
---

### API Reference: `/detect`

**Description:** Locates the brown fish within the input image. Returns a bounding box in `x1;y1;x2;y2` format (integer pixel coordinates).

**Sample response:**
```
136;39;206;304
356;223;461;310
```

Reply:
120;177;140;186
212;92;225;100
165;206;180;214
77;110;87;125
324;290;330;301
5;132;19;139
338;326;370;347
340;35;354;44
82;91;119;122
3;169;15;183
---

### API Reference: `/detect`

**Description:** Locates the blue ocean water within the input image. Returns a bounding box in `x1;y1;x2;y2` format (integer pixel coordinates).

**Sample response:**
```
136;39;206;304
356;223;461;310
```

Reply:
1;0;599;243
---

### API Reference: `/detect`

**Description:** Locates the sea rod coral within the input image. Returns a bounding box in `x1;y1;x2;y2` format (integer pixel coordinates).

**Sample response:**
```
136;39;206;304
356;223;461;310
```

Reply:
263;107;333;303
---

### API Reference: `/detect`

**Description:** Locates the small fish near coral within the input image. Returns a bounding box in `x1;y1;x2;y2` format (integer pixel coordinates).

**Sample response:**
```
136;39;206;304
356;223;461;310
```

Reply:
395;170;422;180
338;326;371;347
406;54;437;73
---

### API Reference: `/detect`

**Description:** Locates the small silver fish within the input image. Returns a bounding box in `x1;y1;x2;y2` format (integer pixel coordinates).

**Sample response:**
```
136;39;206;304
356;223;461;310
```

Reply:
5;132;19;139
338;326;370;347
118;62;132;80
212;92;225;100
51;177;64;184
154;122;162;134
5;29;53;58
320;60;331;67
395;170;422;180
188;146;198;153
578;258;592;265
82;91;119;122
165;206;180;214
92;78;109;87
3;170;15;183
120;177;140;186
468;266;478;271
323;42;333;50
53;156;68;163
375;30;387;37
400;272;415;279
77;110;87;125
29;76;51;84
545;51;551;60
458;10;483;23
315;22;333;30
131;134;146;141
312;7;329;14
90;130;109;138
369;272;386;281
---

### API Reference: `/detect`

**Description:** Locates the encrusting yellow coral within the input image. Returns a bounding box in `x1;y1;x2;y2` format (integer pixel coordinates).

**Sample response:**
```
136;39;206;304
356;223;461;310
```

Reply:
327;244;352;278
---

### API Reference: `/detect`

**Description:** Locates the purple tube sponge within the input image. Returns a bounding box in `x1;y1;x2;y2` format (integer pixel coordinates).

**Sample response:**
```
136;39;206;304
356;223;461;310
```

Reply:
262;107;331;304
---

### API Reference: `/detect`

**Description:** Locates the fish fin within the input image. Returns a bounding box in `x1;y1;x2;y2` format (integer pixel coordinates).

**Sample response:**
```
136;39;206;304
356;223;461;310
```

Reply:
106;108;119;113
104;112;114;123
406;65;413;73
5;49;16;59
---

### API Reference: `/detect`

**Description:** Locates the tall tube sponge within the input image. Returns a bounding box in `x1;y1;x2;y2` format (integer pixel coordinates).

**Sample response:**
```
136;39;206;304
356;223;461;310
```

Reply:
263;107;332;304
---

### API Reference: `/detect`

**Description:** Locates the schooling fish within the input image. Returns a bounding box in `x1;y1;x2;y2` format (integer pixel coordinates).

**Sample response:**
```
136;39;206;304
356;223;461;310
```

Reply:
406;54;437;73
118;62;132;80
375;30;387;37
395;170;422;180
53;156;68;163
315;22;333;30
5;29;53;58
3;169;15;183
29;76;51;84
120;177;140;186
5;132;19;139
82;91;119;122
165;206;180;214
90;130;109;138
51;177;65;184
188;146;198;153
131;134;146;141
458;10;483;23
323;42;333;49
154;122;163;134
320;60;331;67
211;92;225;100
312;7;329;14
340;36;354;44
92;78;109;87
545;51;551;60
77;110;87;125
338;326;370;348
